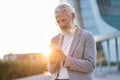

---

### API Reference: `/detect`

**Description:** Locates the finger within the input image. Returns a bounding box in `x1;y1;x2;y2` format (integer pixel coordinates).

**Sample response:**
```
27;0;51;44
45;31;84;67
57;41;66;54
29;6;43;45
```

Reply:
50;54;59;59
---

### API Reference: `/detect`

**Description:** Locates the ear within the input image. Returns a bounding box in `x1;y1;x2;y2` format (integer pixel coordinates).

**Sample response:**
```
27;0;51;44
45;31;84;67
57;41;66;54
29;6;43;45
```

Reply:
71;13;75;20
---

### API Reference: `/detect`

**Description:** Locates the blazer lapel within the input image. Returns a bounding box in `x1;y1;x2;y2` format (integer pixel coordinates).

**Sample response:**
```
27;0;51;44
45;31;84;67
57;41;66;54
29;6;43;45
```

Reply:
69;26;82;56
57;34;64;49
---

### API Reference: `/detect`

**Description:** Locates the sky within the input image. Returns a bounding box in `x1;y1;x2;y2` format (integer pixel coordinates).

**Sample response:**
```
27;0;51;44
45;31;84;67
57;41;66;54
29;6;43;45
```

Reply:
0;0;60;59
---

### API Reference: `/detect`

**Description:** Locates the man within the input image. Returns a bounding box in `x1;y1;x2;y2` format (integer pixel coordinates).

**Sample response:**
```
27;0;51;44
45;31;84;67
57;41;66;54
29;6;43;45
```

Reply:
48;3;96;80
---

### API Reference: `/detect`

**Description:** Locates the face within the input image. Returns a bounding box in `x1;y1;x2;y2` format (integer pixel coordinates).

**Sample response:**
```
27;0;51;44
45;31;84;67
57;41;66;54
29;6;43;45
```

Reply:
55;10;73;31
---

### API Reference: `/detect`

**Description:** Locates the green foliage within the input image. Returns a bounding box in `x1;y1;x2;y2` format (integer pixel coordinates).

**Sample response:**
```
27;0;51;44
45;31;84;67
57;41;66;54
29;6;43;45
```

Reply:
0;60;48;80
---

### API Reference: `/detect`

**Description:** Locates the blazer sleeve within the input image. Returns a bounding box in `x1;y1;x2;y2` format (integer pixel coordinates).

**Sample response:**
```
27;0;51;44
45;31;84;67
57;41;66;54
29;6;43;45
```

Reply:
47;61;60;74
63;32;96;73
47;35;60;74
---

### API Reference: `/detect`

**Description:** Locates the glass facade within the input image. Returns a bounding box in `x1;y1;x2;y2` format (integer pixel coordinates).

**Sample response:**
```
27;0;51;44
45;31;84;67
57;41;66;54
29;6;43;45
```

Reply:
79;0;99;35
97;0;120;30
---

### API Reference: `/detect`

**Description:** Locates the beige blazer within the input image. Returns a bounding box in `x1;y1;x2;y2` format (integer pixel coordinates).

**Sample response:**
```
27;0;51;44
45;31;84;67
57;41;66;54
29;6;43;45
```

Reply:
48;26;96;80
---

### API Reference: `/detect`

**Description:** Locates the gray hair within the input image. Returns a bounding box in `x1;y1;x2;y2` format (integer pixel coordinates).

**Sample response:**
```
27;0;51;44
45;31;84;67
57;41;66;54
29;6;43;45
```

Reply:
55;3;75;16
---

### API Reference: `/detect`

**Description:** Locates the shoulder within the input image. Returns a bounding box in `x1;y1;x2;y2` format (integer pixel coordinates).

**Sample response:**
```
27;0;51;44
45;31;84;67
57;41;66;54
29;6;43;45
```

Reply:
80;29;94;41
76;25;93;37
81;29;94;37
51;34;60;44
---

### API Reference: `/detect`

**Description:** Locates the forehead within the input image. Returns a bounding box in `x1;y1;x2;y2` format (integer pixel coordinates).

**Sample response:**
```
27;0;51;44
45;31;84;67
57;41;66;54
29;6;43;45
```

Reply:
55;10;69;18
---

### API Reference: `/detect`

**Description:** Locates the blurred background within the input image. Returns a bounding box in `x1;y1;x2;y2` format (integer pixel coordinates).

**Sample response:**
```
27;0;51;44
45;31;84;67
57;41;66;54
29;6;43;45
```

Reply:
0;0;120;80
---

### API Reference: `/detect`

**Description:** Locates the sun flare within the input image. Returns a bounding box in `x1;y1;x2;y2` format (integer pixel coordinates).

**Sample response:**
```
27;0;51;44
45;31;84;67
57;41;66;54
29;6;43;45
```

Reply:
40;46;51;57
0;0;59;59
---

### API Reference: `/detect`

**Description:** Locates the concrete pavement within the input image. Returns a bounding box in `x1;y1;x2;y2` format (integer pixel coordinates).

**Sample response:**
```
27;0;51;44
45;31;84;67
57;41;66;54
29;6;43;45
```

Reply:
15;66;120;80
93;71;120;80
15;72;120;80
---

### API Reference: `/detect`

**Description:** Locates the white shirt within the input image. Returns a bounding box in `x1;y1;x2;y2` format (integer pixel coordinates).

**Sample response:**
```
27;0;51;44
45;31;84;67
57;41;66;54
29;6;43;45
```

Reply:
62;34;73;56
57;26;76;79
61;26;76;55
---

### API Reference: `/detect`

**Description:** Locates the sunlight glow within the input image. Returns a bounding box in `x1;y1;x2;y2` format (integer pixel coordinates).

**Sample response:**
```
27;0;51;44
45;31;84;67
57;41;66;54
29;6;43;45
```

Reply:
0;0;59;59
41;46;51;57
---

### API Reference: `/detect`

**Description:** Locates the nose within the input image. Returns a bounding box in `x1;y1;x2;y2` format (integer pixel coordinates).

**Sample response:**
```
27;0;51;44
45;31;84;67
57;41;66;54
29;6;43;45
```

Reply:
59;22;64;27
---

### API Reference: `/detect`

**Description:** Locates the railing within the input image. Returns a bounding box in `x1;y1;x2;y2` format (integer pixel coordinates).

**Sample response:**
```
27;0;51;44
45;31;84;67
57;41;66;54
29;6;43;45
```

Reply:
94;31;120;72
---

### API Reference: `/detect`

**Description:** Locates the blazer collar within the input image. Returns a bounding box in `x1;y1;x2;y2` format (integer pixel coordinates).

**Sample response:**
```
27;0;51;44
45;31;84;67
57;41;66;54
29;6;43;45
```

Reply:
69;25;82;56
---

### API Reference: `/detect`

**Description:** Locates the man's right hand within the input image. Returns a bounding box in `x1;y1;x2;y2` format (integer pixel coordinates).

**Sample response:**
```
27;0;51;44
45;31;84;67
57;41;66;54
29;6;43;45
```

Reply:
49;47;60;64
49;46;66;64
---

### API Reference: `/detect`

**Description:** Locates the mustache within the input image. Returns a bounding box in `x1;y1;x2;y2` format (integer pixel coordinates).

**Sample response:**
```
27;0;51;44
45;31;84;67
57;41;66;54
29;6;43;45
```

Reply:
61;26;66;28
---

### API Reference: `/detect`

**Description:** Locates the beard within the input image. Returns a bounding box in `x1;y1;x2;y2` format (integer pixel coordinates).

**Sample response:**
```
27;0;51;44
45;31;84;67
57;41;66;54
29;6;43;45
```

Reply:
60;26;69;31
